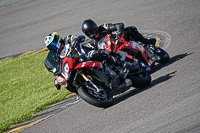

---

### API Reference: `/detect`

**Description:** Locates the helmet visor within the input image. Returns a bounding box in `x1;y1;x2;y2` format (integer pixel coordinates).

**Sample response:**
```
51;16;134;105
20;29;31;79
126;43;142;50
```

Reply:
93;31;99;38
83;26;98;38
86;30;99;38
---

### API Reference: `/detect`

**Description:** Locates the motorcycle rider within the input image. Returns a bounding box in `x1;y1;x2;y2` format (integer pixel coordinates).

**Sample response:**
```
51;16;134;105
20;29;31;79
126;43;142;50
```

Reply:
44;32;130;92
81;19;157;53
44;32;120;66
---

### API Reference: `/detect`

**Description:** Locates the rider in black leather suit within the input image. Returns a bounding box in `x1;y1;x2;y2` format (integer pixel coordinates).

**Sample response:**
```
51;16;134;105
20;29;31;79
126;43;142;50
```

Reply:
81;19;156;53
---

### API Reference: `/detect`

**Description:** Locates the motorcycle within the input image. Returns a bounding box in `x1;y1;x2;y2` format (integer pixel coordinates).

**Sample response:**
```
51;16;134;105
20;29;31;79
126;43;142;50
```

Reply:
44;33;154;108
97;34;170;71
82;41;151;89
44;47;141;108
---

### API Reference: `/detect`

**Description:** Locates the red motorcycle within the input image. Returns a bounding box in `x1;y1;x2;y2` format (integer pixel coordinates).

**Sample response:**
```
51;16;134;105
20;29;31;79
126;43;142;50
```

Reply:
44;49;135;108
97;34;170;71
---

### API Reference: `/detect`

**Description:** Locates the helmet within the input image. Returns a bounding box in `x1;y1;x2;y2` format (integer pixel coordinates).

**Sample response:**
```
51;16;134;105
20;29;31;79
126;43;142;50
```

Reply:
81;19;99;38
44;32;64;53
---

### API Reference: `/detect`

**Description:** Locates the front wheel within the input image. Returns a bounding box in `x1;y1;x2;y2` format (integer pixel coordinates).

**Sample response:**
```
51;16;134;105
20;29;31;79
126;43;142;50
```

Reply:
127;68;151;89
77;86;113;108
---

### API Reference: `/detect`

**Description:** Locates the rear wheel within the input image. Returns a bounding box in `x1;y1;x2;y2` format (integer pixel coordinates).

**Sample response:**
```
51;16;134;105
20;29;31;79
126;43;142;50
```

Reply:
156;47;170;64
78;85;113;108
127;68;151;89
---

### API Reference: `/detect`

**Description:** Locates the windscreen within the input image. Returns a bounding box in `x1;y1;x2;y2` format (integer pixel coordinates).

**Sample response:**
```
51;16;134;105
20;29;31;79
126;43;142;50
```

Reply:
97;36;107;50
44;51;61;74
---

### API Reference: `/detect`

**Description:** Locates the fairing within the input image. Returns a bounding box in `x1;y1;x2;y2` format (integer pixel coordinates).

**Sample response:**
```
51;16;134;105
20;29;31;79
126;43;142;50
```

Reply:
75;61;103;69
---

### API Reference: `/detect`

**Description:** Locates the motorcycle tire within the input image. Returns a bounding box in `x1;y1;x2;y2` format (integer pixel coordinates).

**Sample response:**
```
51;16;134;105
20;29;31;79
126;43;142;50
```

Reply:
156;47;170;64
127;68;151;89
78;86;114;108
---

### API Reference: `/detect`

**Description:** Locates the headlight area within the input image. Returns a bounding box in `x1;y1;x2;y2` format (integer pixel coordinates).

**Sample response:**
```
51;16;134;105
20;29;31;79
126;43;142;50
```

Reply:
55;75;67;85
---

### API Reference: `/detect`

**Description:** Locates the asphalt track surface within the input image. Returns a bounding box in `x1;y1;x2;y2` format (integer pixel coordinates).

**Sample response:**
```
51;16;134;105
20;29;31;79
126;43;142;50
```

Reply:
1;0;200;133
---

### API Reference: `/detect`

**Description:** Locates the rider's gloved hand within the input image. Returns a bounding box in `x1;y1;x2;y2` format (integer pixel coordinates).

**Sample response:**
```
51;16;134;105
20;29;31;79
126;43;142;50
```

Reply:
77;35;85;43
115;32;123;45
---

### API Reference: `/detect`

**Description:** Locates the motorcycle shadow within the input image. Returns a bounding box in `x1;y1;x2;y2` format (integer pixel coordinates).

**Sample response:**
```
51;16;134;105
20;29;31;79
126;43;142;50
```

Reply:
151;52;193;74
113;71;177;105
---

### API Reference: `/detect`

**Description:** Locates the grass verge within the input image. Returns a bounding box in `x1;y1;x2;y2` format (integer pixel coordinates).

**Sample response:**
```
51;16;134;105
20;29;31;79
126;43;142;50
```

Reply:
0;51;71;132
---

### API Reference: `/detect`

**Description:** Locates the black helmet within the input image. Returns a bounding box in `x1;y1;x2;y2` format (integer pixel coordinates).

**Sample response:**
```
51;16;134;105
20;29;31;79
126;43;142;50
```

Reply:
81;19;99;38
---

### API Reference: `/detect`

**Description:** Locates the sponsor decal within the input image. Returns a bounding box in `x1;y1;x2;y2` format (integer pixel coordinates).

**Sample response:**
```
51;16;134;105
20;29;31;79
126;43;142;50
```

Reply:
132;42;137;49
92;63;95;67
148;59;154;66
81;62;86;67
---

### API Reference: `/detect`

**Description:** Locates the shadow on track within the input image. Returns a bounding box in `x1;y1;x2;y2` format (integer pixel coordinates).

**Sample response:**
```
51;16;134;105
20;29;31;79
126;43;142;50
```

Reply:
112;52;193;106
113;71;176;105
151;52;193;74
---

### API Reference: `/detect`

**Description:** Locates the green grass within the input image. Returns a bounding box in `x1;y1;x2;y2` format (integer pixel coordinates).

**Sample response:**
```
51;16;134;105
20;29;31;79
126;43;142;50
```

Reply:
0;51;71;132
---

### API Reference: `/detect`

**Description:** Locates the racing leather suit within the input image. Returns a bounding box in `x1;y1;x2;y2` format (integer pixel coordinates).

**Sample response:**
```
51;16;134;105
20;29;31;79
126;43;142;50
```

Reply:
88;23;156;52
61;35;117;64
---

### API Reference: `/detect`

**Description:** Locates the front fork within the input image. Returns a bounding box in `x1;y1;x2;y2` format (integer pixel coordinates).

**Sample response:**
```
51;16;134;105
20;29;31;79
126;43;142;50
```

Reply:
80;73;103;93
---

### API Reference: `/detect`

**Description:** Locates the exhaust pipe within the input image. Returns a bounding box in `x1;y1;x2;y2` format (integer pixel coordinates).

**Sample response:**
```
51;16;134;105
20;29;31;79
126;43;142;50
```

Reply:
114;79;132;94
